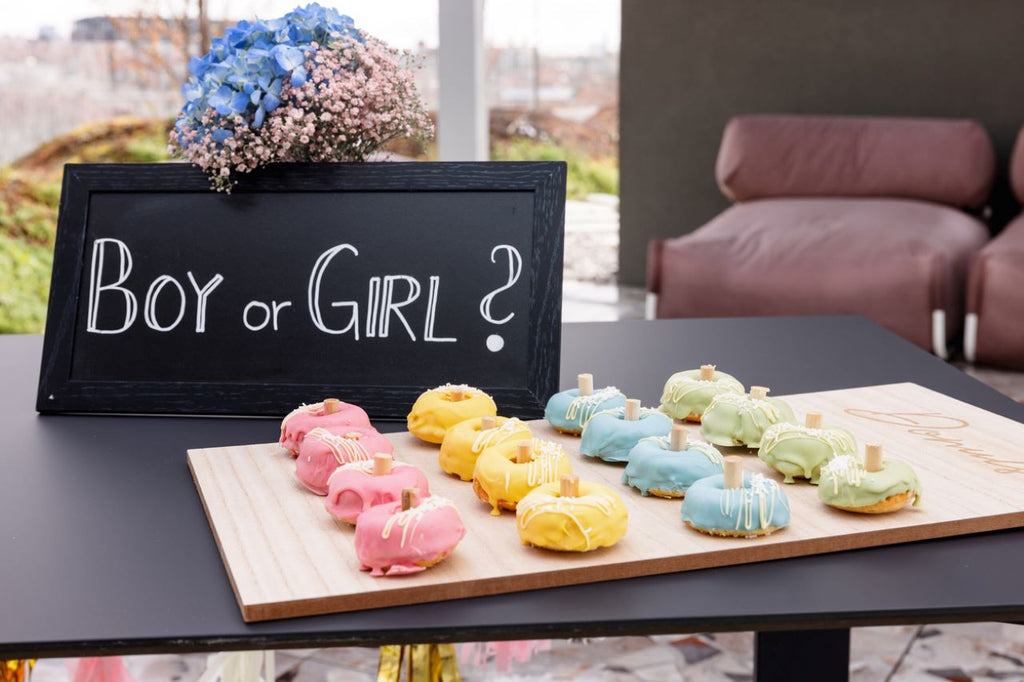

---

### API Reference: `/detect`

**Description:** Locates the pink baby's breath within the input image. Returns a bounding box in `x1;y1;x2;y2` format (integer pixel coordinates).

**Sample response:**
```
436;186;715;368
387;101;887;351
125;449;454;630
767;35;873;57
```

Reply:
170;34;433;192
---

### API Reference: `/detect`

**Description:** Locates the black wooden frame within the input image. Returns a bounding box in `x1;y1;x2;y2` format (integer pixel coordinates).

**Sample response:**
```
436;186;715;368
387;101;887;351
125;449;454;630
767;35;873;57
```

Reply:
37;162;565;418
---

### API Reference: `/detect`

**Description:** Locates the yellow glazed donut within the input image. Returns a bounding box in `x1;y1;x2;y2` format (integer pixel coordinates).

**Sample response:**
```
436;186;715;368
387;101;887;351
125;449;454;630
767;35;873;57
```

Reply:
516;479;628;552
472;438;572;515
407;383;497;444
439;416;533;481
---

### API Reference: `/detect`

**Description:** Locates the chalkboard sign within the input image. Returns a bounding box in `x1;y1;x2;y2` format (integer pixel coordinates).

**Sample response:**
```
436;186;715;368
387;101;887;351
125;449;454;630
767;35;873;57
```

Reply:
38;162;565;418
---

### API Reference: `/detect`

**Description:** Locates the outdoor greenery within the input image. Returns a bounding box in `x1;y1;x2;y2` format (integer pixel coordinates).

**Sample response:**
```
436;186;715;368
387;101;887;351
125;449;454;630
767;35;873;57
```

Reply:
491;138;619;199
0;169;59;333
0;119;174;333
0;120;616;333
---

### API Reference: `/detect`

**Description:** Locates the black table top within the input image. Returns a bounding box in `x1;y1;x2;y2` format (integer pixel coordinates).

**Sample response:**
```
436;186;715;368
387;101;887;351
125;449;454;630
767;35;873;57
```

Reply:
2;316;1023;659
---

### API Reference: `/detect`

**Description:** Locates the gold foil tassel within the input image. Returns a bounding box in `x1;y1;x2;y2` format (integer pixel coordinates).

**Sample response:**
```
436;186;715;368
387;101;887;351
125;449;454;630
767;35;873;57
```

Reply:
1;660;35;682
376;646;403;682
377;645;459;681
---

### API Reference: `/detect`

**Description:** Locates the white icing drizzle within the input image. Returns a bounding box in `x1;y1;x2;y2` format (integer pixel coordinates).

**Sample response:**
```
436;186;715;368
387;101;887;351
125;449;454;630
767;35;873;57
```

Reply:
761;424;856;454
707;393;783;421
330;459;411;478
517;489;618;551
307;427;372;464
503;439;568;492
472;418;527;453
280;402;318;435
564;386;624;427
719;473;789;531
590;406;663;422
381;495;459;548
820;454;866;495
637;435;723;464
664;376;717;401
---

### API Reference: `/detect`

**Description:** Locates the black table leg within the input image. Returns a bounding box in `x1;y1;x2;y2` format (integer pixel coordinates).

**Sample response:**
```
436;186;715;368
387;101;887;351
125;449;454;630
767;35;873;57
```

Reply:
754;628;850;682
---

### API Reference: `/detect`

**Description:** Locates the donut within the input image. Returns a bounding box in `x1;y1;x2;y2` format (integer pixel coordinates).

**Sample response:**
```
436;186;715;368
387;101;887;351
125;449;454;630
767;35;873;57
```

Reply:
681;472;790;537
544;373;626;435
516;477;628;551
438;416;532;481
659;365;745;422
579;401;673;463
294;426;393;495
407;384;497;444
818;447;921;514
472;438;572;515
700;386;796;448
279;398;372;456
324;455;430;524
622;428;724;498
354;492;465;577
758;412;857;484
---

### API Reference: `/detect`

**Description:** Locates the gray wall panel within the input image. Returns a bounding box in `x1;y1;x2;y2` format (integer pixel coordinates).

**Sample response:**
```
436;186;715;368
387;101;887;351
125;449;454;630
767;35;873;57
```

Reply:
620;0;1024;286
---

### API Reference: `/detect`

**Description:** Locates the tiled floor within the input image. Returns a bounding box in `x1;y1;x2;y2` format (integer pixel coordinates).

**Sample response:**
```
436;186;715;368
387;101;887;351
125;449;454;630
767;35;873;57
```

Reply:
27;623;1024;681
22;197;1024;681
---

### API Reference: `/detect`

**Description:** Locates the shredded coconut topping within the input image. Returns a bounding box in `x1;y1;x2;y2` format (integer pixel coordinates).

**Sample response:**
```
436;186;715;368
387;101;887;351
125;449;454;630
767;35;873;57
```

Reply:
431;383;479;395
820;454;867;494
636;435;723;464
590;405;662;422
565;386;624;427
707;392;783;421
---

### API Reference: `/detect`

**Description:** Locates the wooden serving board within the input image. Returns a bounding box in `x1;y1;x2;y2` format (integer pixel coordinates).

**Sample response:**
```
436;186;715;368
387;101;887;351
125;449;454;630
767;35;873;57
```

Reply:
187;382;1024;622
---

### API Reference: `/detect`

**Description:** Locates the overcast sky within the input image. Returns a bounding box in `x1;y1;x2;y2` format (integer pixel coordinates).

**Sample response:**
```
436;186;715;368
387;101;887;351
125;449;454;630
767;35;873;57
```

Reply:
1;0;619;55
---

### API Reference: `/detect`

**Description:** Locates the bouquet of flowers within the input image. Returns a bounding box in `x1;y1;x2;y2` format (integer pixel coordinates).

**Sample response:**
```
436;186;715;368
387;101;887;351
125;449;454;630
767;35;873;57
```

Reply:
169;4;433;191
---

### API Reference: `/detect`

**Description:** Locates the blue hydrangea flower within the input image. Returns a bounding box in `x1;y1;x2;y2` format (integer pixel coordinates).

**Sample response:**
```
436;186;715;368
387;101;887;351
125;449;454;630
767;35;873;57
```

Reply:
173;4;362;143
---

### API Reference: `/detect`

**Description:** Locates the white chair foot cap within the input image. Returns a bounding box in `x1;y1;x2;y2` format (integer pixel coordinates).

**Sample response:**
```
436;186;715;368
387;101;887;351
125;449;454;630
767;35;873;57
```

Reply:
964;313;978;364
931;309;948;360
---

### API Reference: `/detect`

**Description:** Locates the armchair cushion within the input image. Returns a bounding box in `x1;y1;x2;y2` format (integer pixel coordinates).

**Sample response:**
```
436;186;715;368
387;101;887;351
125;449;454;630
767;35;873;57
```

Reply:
653;197;989;350
716;115;995;210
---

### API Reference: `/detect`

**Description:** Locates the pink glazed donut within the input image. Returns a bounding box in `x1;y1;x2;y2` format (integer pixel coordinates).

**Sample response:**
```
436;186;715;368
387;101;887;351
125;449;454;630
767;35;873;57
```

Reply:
325;460;430;524
295;426;393;495
354;495;465;577
279;399;372;456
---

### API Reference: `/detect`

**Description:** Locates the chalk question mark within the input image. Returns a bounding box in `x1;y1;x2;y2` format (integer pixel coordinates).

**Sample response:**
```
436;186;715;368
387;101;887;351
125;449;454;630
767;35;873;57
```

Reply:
479;244;523;352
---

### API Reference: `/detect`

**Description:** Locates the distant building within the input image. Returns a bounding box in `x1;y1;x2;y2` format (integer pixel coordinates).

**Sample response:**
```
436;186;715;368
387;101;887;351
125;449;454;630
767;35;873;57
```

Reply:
71;17;119;42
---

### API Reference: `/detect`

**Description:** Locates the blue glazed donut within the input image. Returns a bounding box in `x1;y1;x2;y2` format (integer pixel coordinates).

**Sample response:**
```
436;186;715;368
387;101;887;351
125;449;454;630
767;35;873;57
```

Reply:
622;436;724;498
579;407;672;463
681;472;790;537
544;386;626;435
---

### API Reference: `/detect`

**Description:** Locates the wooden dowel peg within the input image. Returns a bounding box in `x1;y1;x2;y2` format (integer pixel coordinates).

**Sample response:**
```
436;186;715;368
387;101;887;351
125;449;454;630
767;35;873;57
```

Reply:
560;474;580;498
323;398;341;415
864;443;884;472
401;488;419;511
578;373;594;396
670;424;688;451
515;440;533;464
750;386;769;401
805;412;823;429
723;456;744;489
480;415;497;431
449;387;464;402
699;364;715;381
624;398;641;421
373;452;393;476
